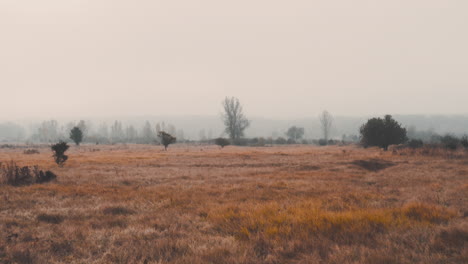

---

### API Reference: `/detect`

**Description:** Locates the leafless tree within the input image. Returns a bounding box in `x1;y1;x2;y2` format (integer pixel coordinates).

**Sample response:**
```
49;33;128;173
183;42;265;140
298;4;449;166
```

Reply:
222;97;250;141
319;110;333;144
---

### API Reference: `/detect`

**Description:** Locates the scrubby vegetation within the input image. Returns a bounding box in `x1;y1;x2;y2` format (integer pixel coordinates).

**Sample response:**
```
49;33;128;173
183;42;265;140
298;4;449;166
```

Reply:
0;161;56;186
23;149;40;155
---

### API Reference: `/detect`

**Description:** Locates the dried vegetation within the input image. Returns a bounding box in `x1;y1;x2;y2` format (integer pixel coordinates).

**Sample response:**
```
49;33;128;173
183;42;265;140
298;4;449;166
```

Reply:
0;144;467;263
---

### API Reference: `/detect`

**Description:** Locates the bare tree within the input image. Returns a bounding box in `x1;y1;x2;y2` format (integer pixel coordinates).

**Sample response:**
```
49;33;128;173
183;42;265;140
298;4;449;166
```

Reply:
222;97;250;141
319;110;333;144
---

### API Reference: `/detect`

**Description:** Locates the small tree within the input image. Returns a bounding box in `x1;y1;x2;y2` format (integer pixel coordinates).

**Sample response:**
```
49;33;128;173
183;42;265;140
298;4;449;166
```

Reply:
158;131;176;150
221;97;250;142
360;115;407;151
215;138;230;148
51;141;69;167
286;126;304;142
70;127;83;146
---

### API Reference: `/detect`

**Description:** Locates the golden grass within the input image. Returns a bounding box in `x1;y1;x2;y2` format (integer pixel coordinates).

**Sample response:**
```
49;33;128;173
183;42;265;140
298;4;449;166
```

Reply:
0;144;467;263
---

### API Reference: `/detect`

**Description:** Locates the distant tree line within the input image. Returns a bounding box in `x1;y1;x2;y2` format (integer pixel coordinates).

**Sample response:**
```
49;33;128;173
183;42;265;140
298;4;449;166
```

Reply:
3;119;184;145
1;97;468;151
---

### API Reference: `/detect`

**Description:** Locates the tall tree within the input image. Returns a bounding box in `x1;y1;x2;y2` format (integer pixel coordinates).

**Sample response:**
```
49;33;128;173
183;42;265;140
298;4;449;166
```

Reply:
319;110;333;144
221;97;250;141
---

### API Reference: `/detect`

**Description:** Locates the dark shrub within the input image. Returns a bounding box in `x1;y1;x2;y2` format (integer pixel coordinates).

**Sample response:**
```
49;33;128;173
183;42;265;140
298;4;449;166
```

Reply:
51;141;69;167
359;115;407;150
36;170;57;183
0;161;57;186
318;139;327;146
1;161;34;186
407;139;424;149
215;138;230;148
440;135;459;150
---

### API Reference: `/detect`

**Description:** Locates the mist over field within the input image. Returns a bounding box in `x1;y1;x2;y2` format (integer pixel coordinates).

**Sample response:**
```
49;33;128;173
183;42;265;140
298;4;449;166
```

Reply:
1;114;468;143
1;1;467;263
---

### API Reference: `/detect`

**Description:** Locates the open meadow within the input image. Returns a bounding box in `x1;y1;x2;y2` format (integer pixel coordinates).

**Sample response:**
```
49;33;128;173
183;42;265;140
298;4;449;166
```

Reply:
1;144;467;263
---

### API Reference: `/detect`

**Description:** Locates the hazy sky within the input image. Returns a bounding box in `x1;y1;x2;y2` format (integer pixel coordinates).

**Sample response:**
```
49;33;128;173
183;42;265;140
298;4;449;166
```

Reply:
1;0;467;120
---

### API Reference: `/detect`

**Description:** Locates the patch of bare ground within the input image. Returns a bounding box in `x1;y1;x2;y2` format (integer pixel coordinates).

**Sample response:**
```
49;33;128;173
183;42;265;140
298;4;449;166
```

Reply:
0;144;466;263
351;159;396;172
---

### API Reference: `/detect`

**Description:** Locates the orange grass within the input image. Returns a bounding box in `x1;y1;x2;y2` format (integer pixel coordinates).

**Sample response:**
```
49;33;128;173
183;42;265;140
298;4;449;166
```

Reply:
0;144;467;263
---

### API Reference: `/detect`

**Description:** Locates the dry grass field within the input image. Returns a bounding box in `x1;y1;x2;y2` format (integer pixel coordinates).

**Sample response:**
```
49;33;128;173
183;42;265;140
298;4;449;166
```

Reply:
1;144;467;263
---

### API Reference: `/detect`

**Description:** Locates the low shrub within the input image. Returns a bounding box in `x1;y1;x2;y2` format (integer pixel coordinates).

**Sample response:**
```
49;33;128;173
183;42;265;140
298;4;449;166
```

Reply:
23;149;40;155
0;161;57;186
318;139;327;146
214;138;230;148
440;135;459;150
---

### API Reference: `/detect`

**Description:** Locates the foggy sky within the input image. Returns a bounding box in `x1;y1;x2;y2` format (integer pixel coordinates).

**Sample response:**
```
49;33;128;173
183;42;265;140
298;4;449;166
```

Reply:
1;0;467;121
